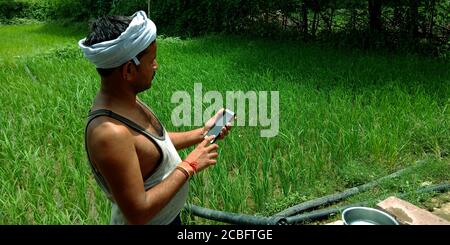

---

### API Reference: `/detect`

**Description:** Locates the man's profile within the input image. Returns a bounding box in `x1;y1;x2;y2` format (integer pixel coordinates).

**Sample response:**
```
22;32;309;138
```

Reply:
79;10;231;225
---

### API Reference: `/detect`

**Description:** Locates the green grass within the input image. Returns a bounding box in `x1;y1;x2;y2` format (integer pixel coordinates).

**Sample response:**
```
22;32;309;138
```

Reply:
0;24;449;224
0;22;85;62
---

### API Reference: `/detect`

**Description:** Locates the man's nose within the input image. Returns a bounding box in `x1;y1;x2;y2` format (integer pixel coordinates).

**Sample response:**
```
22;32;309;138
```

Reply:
153;60;158;70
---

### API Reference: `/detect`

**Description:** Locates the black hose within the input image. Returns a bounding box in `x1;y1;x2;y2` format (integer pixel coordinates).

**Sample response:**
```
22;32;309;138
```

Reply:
285;182;450;224
416;182;450;193
285;202;368;224
185;204;287;225
184;160;445;225
275;160;426;217
185;183;449;225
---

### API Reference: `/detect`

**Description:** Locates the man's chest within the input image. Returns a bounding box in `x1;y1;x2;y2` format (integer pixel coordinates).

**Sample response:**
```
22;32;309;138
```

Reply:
133;132;163;179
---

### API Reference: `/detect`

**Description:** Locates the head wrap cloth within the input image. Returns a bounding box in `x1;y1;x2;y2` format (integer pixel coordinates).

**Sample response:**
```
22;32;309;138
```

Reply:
78;10;156;69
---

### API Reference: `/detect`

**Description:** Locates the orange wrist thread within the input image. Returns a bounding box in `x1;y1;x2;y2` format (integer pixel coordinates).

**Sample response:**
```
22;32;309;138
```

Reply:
176;165;190;180
183;160;198;173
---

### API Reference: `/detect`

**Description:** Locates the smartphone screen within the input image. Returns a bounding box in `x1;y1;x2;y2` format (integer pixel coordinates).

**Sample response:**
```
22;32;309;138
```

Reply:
206;109;235;143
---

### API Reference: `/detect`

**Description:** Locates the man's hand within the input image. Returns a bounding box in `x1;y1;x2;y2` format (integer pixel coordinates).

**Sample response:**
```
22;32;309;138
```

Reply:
202;108;233;141
184;135;219;173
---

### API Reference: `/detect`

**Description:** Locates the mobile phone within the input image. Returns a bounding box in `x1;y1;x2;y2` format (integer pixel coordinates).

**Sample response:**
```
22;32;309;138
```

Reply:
205;109;236;143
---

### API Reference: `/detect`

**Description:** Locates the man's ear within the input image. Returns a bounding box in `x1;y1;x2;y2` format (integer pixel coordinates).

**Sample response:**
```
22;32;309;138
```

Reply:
121;61;137;82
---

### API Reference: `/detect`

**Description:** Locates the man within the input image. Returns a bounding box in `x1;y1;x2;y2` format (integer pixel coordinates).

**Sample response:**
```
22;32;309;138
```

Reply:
79;11;231;225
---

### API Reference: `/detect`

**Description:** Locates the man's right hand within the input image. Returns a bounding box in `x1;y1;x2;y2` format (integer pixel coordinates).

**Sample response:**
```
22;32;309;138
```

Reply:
183;135;219;173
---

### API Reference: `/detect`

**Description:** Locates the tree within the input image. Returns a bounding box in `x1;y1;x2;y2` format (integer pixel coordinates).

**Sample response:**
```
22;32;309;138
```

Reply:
368;0;382;33
408;0;419;38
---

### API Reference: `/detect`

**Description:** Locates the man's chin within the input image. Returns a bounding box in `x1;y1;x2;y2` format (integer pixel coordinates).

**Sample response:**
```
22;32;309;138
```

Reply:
143;83;151;91
136;83;152;93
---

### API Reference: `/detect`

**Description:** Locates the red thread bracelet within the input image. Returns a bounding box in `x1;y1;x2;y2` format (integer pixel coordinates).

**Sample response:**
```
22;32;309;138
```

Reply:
183;160;198;173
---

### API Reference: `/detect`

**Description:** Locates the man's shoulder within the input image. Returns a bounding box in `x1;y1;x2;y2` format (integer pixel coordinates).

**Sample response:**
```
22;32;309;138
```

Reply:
87;117;132;146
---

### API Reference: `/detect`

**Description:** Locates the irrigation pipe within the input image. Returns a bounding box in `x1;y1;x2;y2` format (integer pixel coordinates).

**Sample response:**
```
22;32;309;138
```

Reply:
185;204;287;225
284;182;450;224
274;160;426;217
185;160;442;225
185;182;449;225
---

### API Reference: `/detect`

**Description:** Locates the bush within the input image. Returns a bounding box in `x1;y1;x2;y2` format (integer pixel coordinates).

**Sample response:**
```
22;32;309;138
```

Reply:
109;0;146;16
23;0;56;20
1;0;111;23
0;0;28;20
1;0;448;57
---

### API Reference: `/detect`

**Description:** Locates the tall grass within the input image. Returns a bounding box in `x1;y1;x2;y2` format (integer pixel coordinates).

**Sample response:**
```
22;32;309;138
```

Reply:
0;22;85;62
0;24;449;224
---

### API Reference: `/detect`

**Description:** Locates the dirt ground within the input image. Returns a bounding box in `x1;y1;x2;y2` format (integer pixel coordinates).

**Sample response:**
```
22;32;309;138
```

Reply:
424;191;450;222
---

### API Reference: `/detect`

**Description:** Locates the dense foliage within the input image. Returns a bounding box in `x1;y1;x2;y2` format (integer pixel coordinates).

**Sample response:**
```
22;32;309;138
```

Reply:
1;0;448;55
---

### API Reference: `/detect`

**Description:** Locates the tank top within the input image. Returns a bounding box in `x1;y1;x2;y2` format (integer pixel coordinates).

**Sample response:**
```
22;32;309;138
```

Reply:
84;100;189;224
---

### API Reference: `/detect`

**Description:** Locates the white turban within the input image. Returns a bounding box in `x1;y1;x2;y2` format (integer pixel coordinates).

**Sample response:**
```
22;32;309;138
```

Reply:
78;10;156;69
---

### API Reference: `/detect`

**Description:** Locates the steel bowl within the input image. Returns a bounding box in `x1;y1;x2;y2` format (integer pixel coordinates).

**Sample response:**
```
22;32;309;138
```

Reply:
342;207;399;225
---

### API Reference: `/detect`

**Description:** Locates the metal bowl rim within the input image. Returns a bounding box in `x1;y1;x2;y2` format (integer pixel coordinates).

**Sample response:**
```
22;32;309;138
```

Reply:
342;206;399;225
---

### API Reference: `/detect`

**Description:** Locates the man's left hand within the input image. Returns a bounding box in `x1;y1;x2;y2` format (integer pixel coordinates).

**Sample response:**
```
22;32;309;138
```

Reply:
202;108;233;141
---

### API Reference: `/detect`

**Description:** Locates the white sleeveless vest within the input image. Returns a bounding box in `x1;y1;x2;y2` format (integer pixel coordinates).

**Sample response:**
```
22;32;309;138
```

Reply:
85;104;189;225
110;127;189;225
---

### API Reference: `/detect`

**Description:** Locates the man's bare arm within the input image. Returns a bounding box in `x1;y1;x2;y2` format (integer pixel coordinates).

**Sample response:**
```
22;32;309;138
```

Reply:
89;122;190;224
169;109;233;150
169;128;204;150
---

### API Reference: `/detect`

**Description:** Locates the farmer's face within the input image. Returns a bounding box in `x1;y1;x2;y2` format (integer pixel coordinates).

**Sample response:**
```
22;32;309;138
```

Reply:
133;42;158;93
